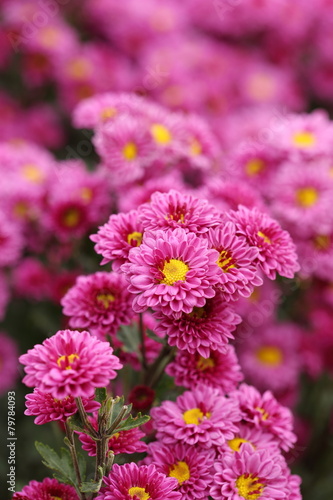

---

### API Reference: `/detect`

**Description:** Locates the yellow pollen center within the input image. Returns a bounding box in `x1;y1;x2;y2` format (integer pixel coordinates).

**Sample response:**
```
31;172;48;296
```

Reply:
256;407;269;421
112;432;120;439
196;356;215;371
127;231;143;246
80;187;93;202
169;461;190;484
57;354;79;370
122;142;138;160
67;58;92;79
128;487;150;499
62;208;81;228
39;27;59;47
296;187;319;207
293;131;316;148
160;259;189;285
314;234;330;250
96;292;115;309
256;346;283;366
14;202;29;218
22;164;44;183
245;158;265;176
257;231;271;244
151;123;172;144
183;408;210;425
100;107;117;121
236;473;265;500
190;139;202;155
228;437;250;452
51;497;62;500
217;249;236;271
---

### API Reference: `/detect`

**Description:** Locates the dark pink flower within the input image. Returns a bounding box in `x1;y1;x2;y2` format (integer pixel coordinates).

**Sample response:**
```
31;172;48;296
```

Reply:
0;331;18;394
12;477;79;500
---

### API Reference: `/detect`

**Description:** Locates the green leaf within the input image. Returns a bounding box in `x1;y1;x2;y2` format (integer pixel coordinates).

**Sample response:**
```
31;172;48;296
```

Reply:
35;442;78;487
95;387;107;404
114;413;150;433
145;328;166;345
118;324;140;352
80;466;103;493
67;413;85;434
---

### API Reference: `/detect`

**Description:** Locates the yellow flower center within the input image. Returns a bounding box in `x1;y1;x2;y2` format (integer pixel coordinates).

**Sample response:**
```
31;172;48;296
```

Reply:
67;58;92;79
21;164;44;183
236;473;265;500
228;437;251;452
169;461;190;484
296;187;319;207
51;497;62;500
127;231;143;246
183;408;210;425
39;27;60;48
256;346;283;366
160;259;189;285
314;234;330;250
190;139;202;155
256;407;269;421
245;158;265;176
122;142;138;160
100;107;117;121
80;187;93;202
14;202;29;218
292;131;316;148
128;487;150;499
151;123;172;144
196;356;215;371
57;354;79;370
257;231;271;244
62;208;81;228
96;292;115;309
188;306;206;319
217;249;236;271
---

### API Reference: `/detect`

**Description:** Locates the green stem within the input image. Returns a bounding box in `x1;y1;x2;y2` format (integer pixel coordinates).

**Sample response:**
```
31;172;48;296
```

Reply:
143;344;176;388
75;397;99;438
65;421;87;500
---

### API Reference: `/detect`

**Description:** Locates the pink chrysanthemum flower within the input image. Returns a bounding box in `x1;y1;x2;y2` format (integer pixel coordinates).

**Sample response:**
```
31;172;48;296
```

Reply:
78;417;147;456
24;388;100;425
12;257;51;301
61;271;135;338
150;385;241;449
237;322;302;393
122;228;220;317
204;178;265;213
166;344;243;393
145;442;215;500
153;292;241;357
210;443;289;500
12;477;79;500
206;222;262;301
218;423;280;456
230;384;297;452
0;331;18;394
19;329;122;399
296;229;333;281
139;189;221;234
227;206;300;279
0;209;24;267
95;463;181;500
91;210;144;270
287;474;302;500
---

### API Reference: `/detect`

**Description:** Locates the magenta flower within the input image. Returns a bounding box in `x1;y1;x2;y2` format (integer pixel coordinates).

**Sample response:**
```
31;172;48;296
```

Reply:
24;388;100;425
150;385;241;449
210;443;289;500
166;344;243;393
95;463;181;500
145;442;215;500
12;477;79;500
218;423;280;456
139;189;221;234
61;271;135;338
206;222;263;301
0;331;18;395
230;384;297;452
227;206;300;279
122;228;220;316
19;329;122;399
153;292;241;357
0;209;23;267
91;210;144;270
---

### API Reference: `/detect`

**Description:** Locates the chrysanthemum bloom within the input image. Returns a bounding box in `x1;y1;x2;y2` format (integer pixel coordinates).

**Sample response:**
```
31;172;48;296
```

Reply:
44;195;90;241
24;388;100;425
19;329;122;399
12;257;51;301
138;189;222;234
218;423;280;456
227;206;300;280
12;477;79;500
237;323;302;393
153;292;241;357
79;418;147;456
122;228;220;316
150;385;241;449
210;443;289;500
91;210;144;270
0;331;18;394
206;222;262;301
204;177;265;213
61;271;135;338
129;385;155;412
166;344;243;393
287;474;302;500
0;209;24;267
230;384;297;452
95;463;181;500
296;229;333;281
145;442;215;500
